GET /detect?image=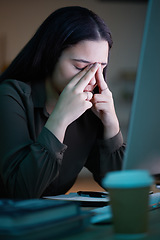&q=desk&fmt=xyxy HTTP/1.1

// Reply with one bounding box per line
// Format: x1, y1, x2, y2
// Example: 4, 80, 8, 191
66, 176, 160, 239
61, 208, 160, 240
